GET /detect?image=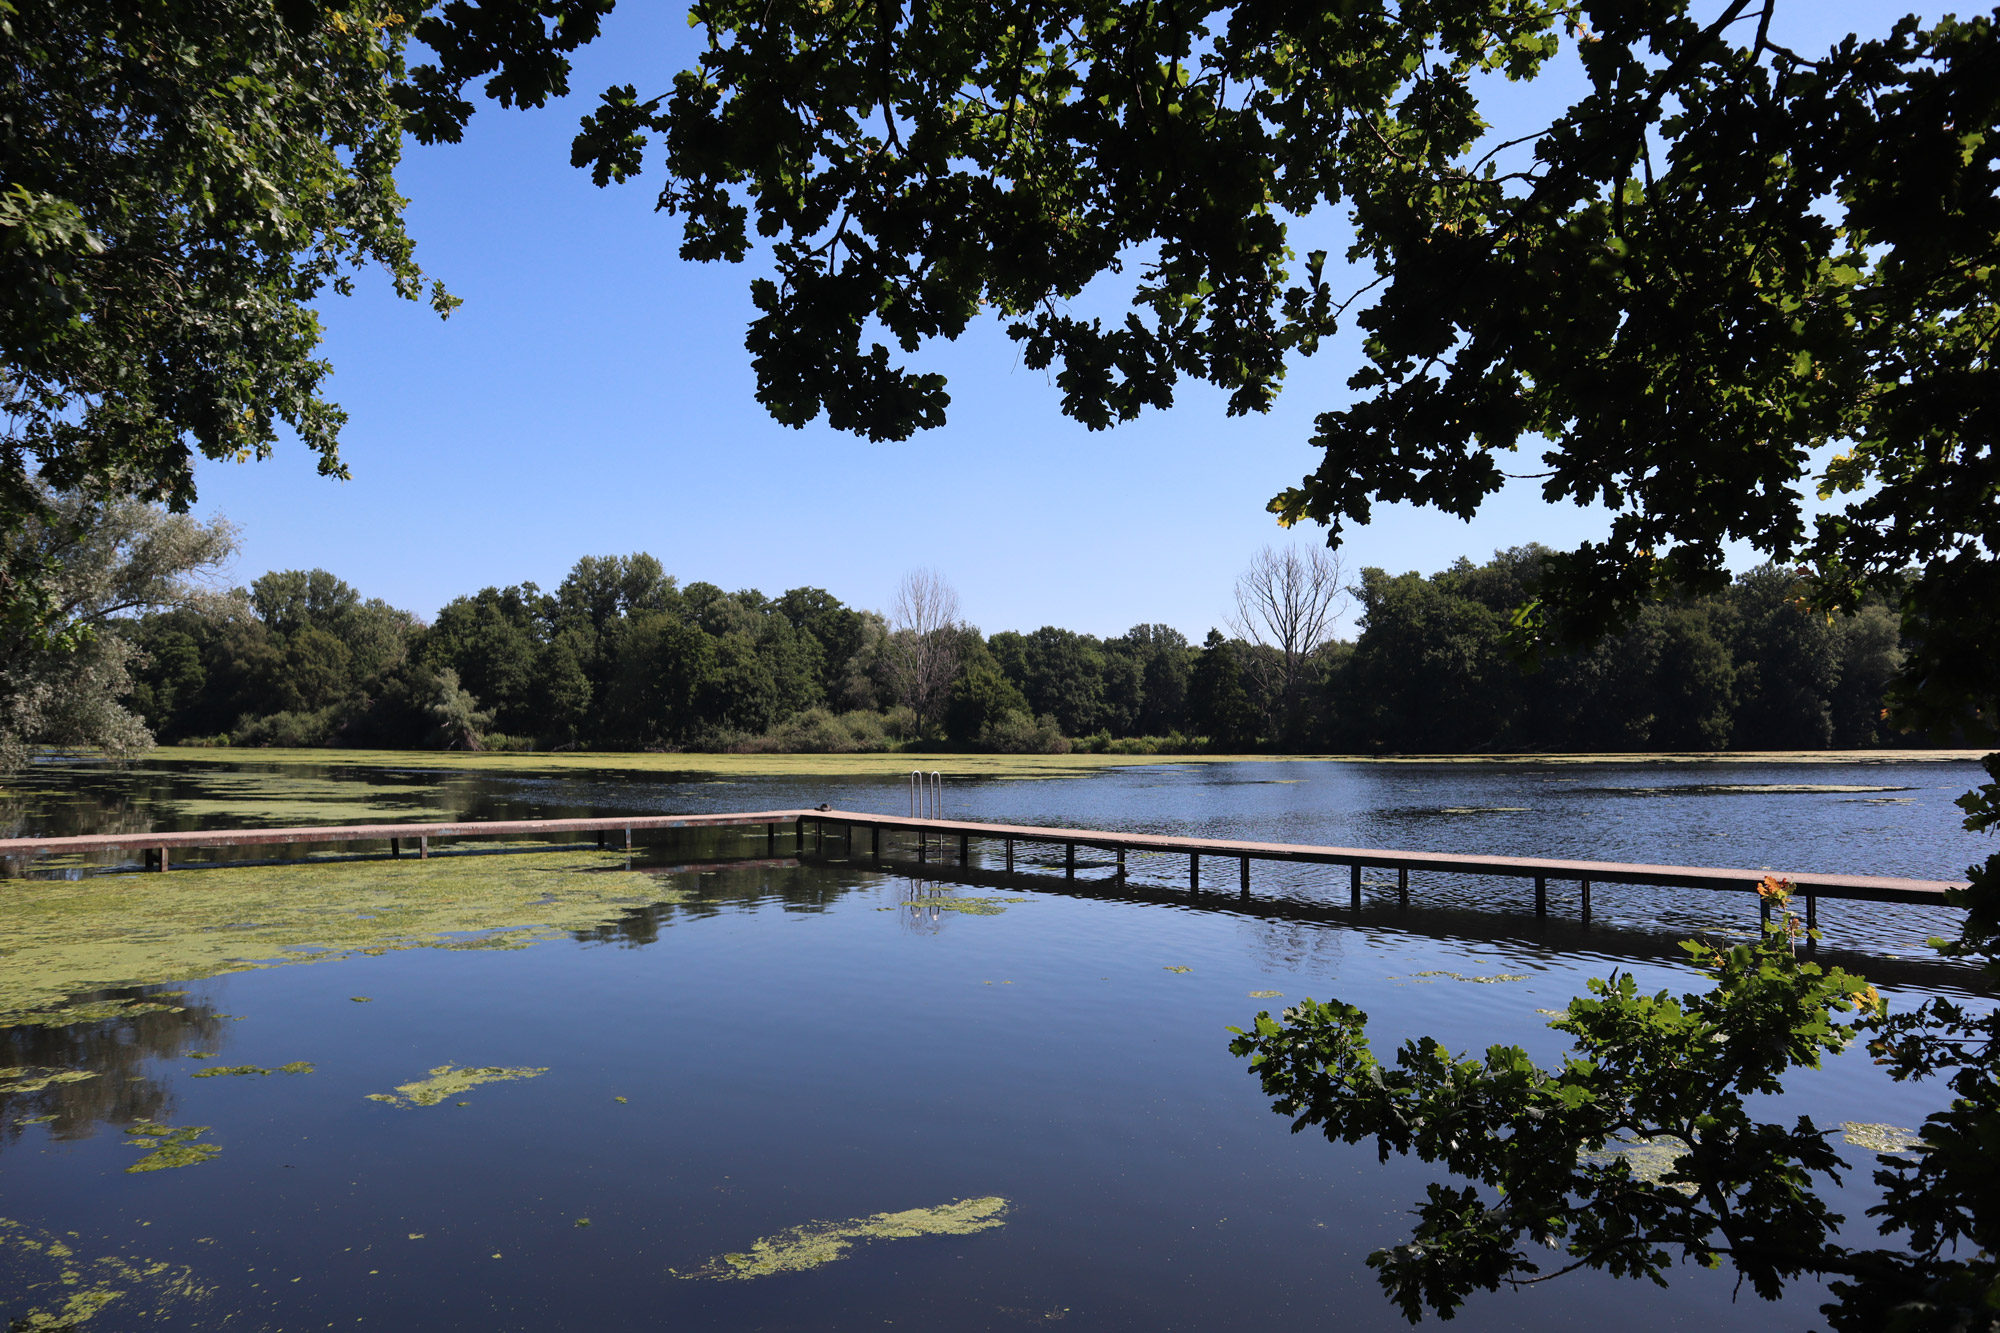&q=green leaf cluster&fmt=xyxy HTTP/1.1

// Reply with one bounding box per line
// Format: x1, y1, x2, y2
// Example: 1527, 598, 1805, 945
1230, 927, 1875, 1320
